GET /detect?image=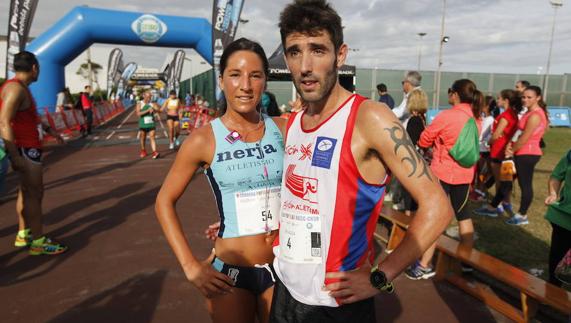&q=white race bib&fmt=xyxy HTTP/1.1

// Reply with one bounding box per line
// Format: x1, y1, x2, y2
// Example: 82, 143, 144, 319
235, 186, 280, 235
279, 210, 322, 264
143, 115, 154, 124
